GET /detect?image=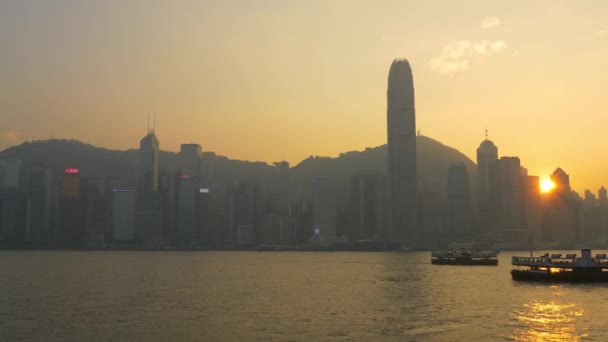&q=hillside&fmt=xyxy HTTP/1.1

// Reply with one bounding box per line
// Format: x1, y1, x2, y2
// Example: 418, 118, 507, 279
291, 135, 477, 201
0, 136, 477, 201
